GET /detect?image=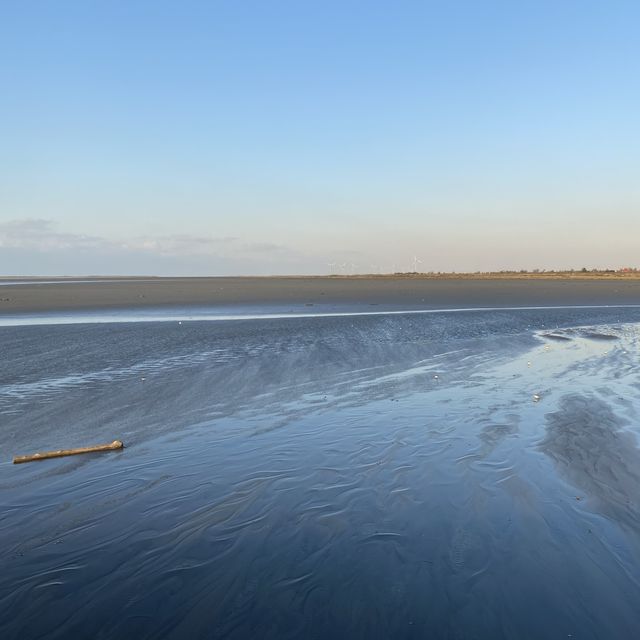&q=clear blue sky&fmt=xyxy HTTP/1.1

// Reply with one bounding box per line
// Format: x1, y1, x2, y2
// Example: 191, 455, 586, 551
1, 1, 639, 275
